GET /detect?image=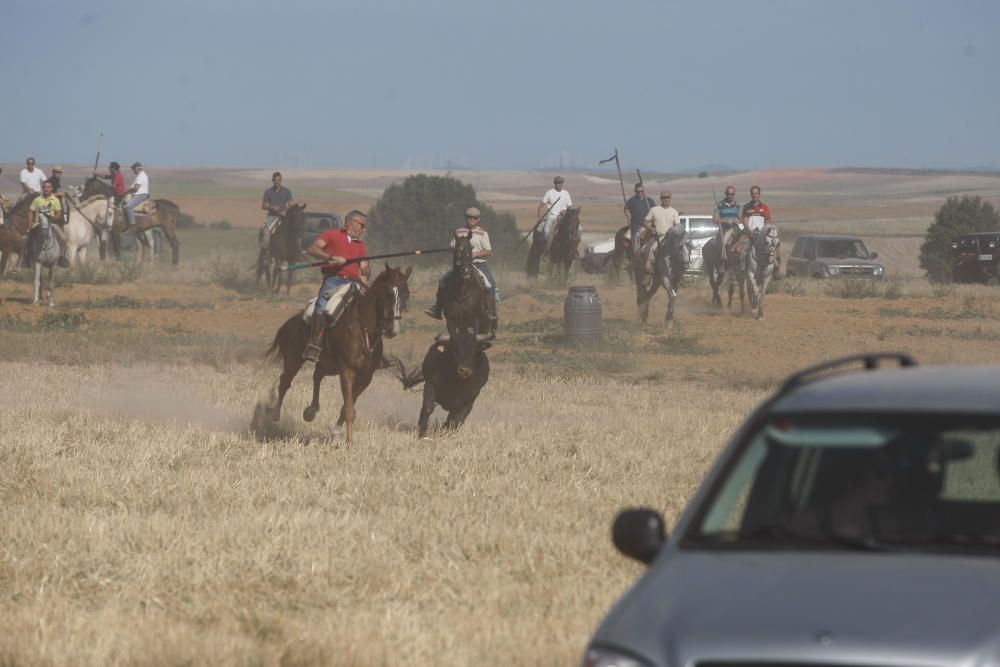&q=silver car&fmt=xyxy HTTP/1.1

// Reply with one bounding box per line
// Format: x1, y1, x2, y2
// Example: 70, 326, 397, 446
581, 215, 718, 275
583, 354, 1000, 667
785, 234, 885, 278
